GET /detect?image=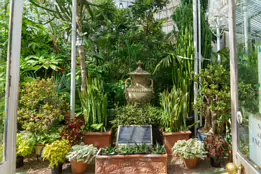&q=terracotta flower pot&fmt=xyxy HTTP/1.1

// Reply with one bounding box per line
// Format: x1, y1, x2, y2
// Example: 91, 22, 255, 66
163, 131, 191, 156
96, 149, 168, 174
70, 160, 88, 174
35, 144, 45, 157
183, 158, 199, 169
83, 130, 112, 148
